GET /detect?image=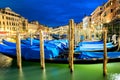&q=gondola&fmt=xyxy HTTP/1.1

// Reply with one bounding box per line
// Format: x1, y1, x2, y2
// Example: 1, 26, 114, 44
75, 41, 118, 52
0, 40, 120, 64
